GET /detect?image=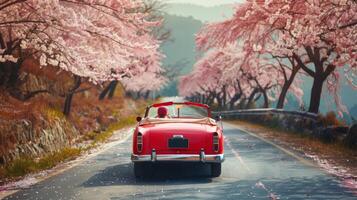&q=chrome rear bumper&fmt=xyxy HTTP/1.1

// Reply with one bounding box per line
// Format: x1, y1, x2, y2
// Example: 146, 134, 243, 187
131, 149, 224, 163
